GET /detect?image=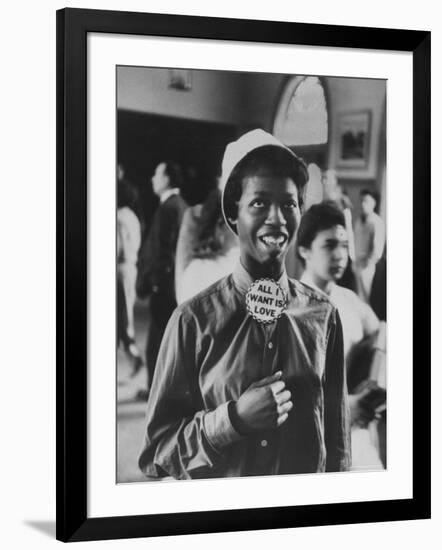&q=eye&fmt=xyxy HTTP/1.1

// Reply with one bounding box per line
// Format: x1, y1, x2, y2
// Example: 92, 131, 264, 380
283, 200, 298, 210
250, 199, 266, 208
